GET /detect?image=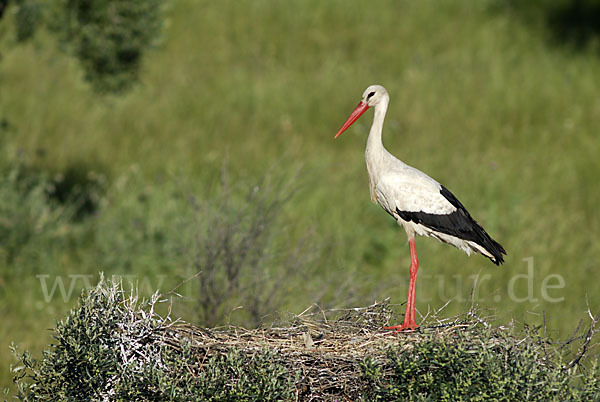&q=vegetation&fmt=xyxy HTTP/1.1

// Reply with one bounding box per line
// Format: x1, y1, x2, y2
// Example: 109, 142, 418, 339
9, 0, 165, 92
2, 0, 600, 394
11, 279, 600, 401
